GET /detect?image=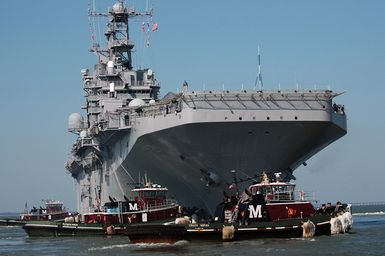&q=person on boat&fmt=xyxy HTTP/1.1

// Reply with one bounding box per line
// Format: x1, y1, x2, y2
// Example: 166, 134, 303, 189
238, 188, 252, 225
317, 204, 327, 214
326, 202, 336, 214
333, 103, 338, 112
